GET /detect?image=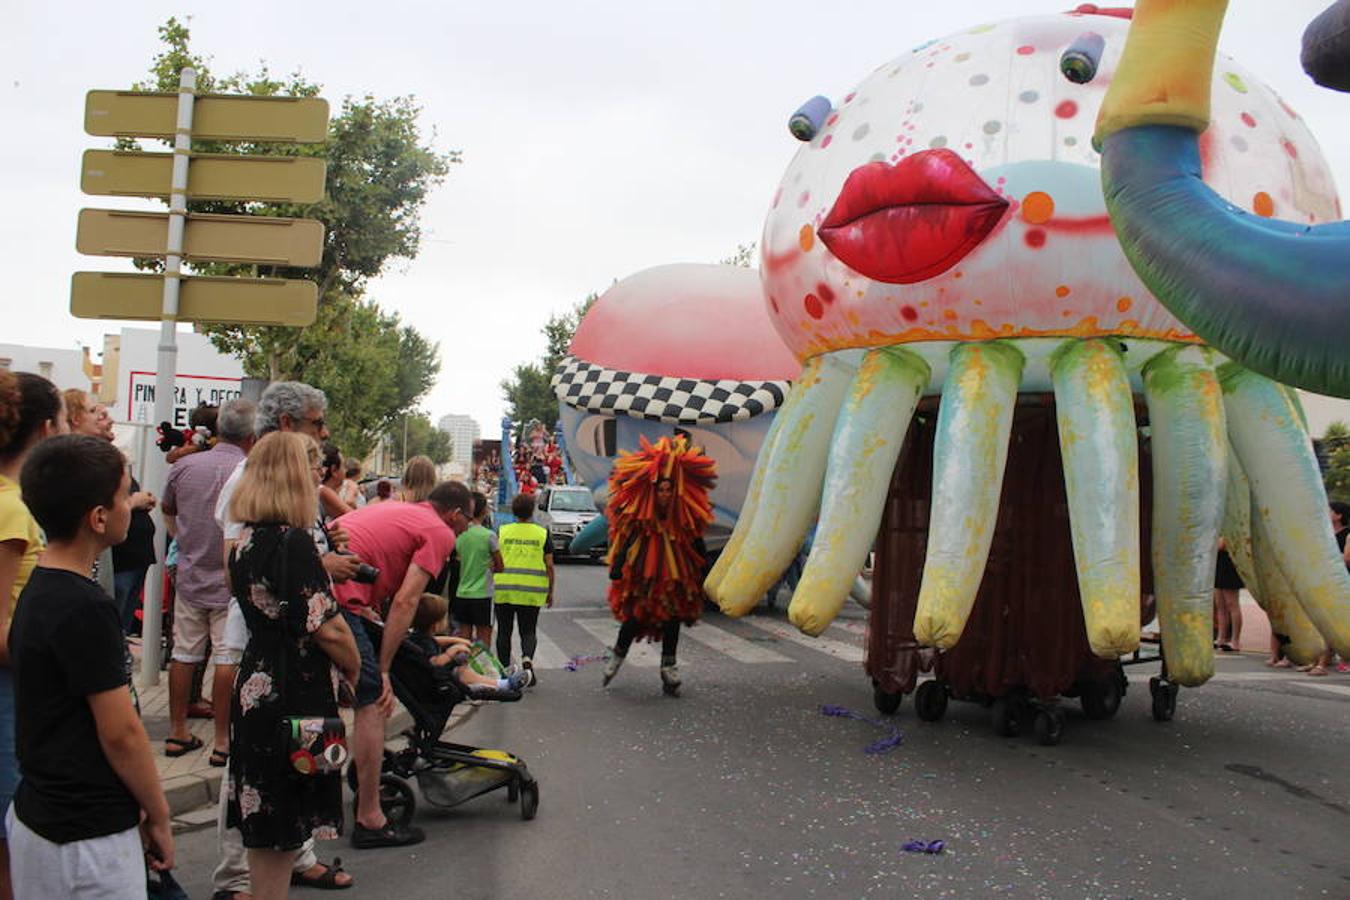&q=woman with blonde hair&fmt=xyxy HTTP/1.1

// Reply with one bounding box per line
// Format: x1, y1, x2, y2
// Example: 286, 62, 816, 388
61, 388, 113, 441
227, 432, 360, 900
398, 455, 436, 503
